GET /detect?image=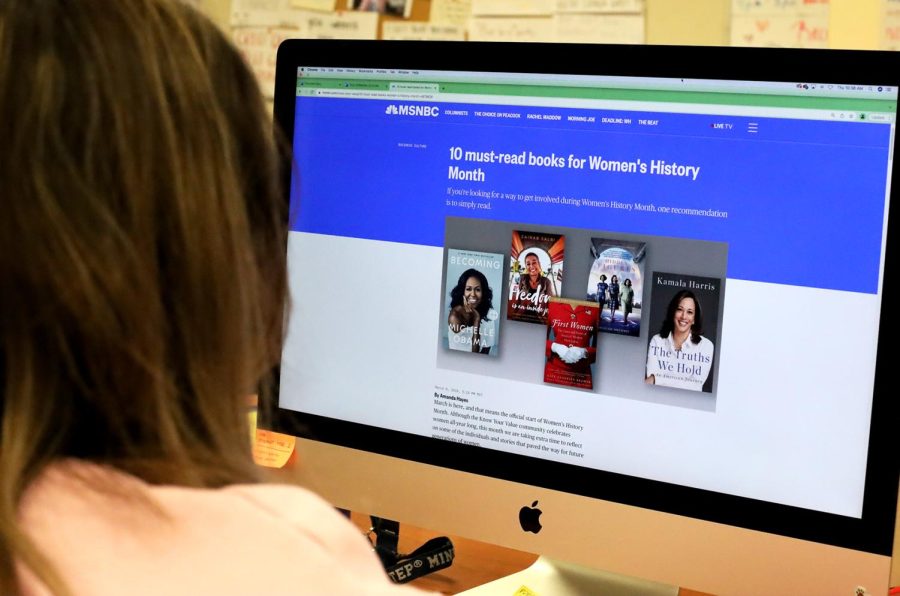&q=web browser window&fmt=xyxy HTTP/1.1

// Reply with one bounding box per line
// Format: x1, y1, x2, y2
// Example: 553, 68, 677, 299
279, 67, 896, 519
